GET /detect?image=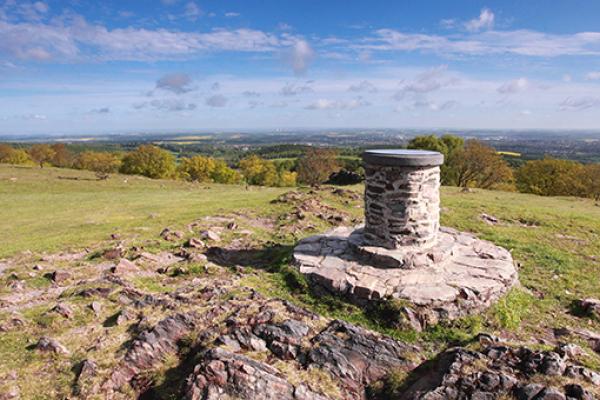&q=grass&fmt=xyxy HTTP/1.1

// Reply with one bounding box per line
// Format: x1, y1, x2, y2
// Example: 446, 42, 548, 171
0, 164, 287, 258
2, 164, 600, 378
